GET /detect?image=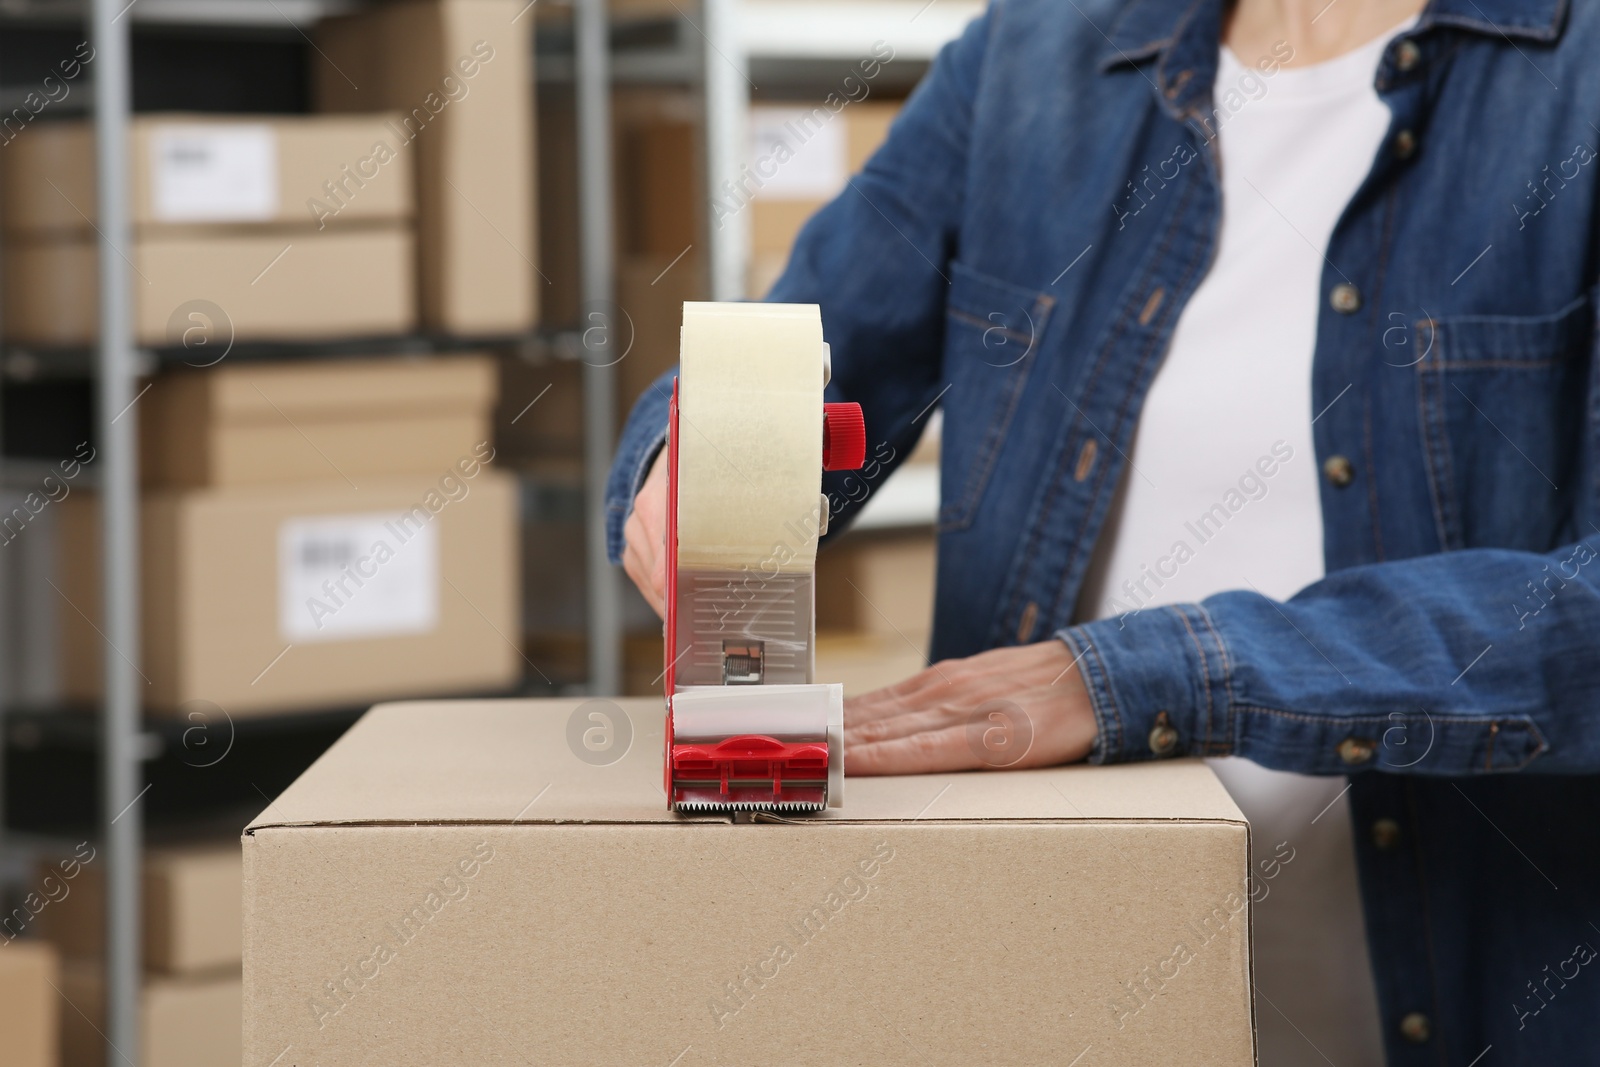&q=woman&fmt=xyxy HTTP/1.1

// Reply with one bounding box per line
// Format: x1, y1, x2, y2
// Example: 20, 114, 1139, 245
610, 0, 1600, 1062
